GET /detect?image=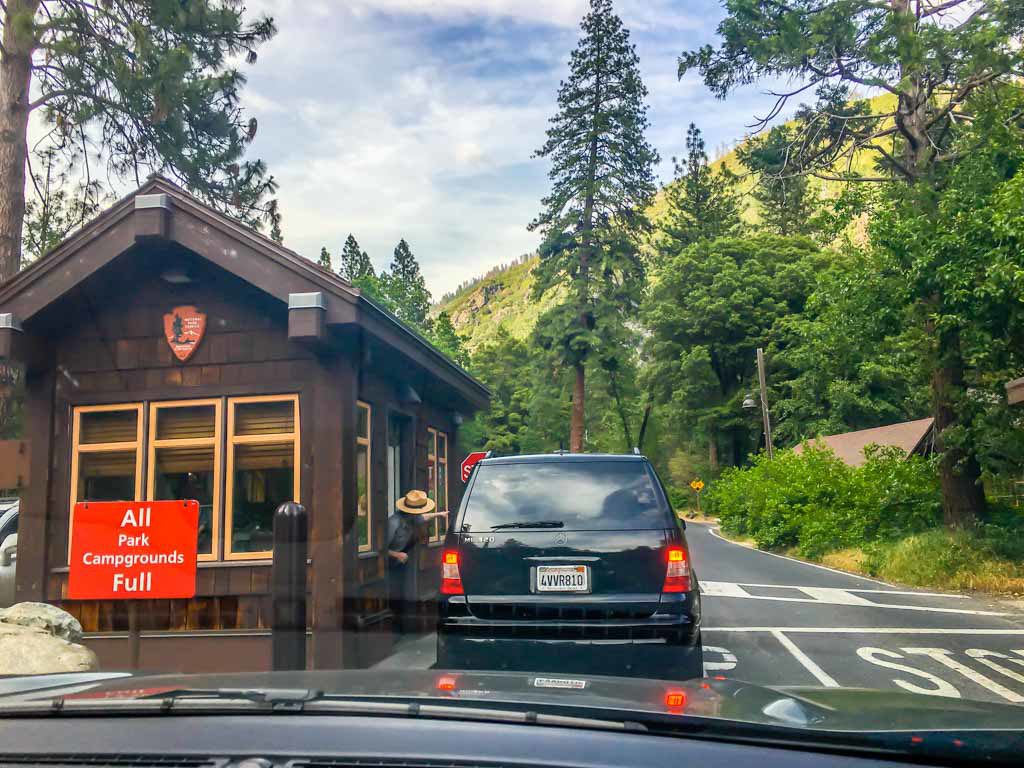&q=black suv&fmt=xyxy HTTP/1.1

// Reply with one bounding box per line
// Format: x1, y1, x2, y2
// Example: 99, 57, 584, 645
437, 453, 702, 680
